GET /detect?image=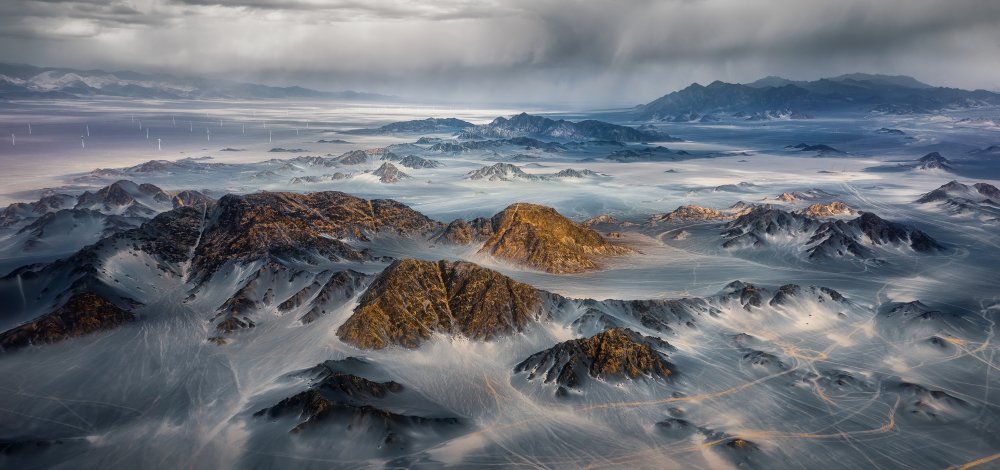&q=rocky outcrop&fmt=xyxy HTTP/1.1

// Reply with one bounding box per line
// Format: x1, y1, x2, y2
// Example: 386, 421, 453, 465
551, 168, 602, 178
297, 270, 370, 324
371, 162, 409, 183
604, 146, 675, 162
808, 212, 944, 257
459, 112, 677, 142
721, 206, 818, 248
799, 201, 854, 218
650, 205, 726, 224
917, 180, 1000, 203
74, 180, 175, 217
289, 173, 350, 184
333, 149, 371, 165
171, 190, 213, 208
479, 203, 634, 273
435, 217, 494, 245
254, 373, 405, 433
916, 152, 952, 171
720, 281, 846, 311
772, 188, 837, 202
514, 328, 674, 395
254, 358, 462, 443
192, 192, 440, 276
396, 155, 441, 169
722, 206, 943, 258
0, 293, 135, 351
0, 194, 76, 227
582, 214, 618, 227
336, 259, 542, 349
466, 163, 540, 182
787, 143, 844, 156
